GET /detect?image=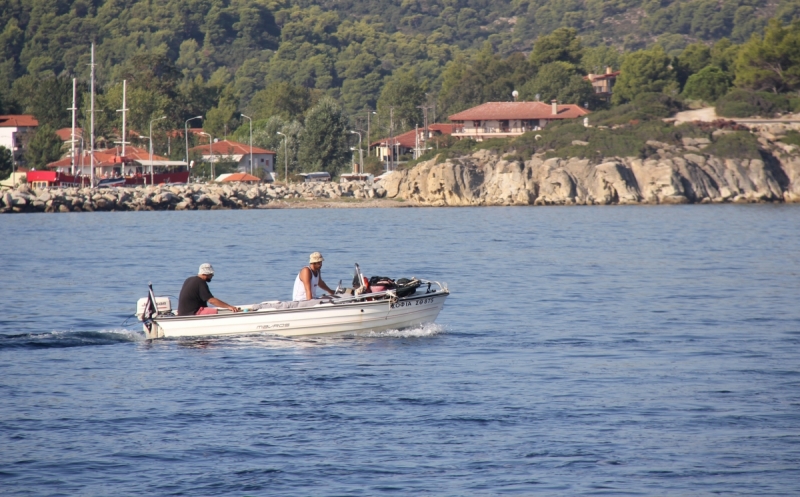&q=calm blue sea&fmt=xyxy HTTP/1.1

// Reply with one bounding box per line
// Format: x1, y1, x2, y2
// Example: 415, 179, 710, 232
1, 205, 799, 496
